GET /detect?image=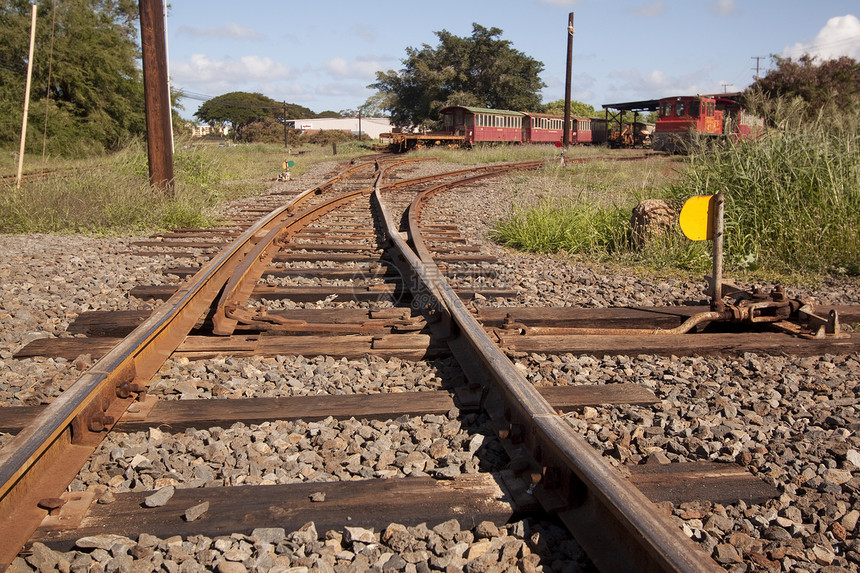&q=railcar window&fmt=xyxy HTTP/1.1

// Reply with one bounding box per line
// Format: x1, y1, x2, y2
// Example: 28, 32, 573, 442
676, 101, 686, 116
